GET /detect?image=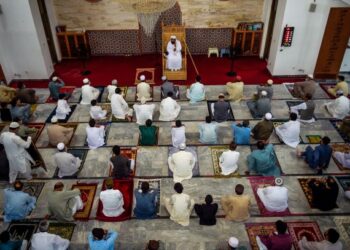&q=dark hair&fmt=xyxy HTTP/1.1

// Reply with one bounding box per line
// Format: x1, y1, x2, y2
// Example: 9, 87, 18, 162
305, 93, 312, 100
290, 112, 297, 121
257, 141, 265, 150
229, 141, 237, 151
276, 220, 287, 234
242, 120, 250, 127
205, 194, 213, 204
115, 88, 121, 94
174, 182, 183, 194
89, 119, 96, 127
235, 184, 244, 195
105, 178, 114, 190
167, 92, 174, 97
112, 145, 120, 155
205, 116, 212, 123
92, 228, 105, 240
195, 75, 201, 82
338, 75, 345, 81
10, 97, 18, 107
327, 228, 340, 243
17, 82, 24, 89
147, 240, 160, 250
91, 99, 97, 106
175, 120, 182, 127
146, 119, 152, 127
0, 231, 10, 243
322, 136, 331, 145
14, 180, 23, 191
141, 182, 150, 193
58, 93, 66, 100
